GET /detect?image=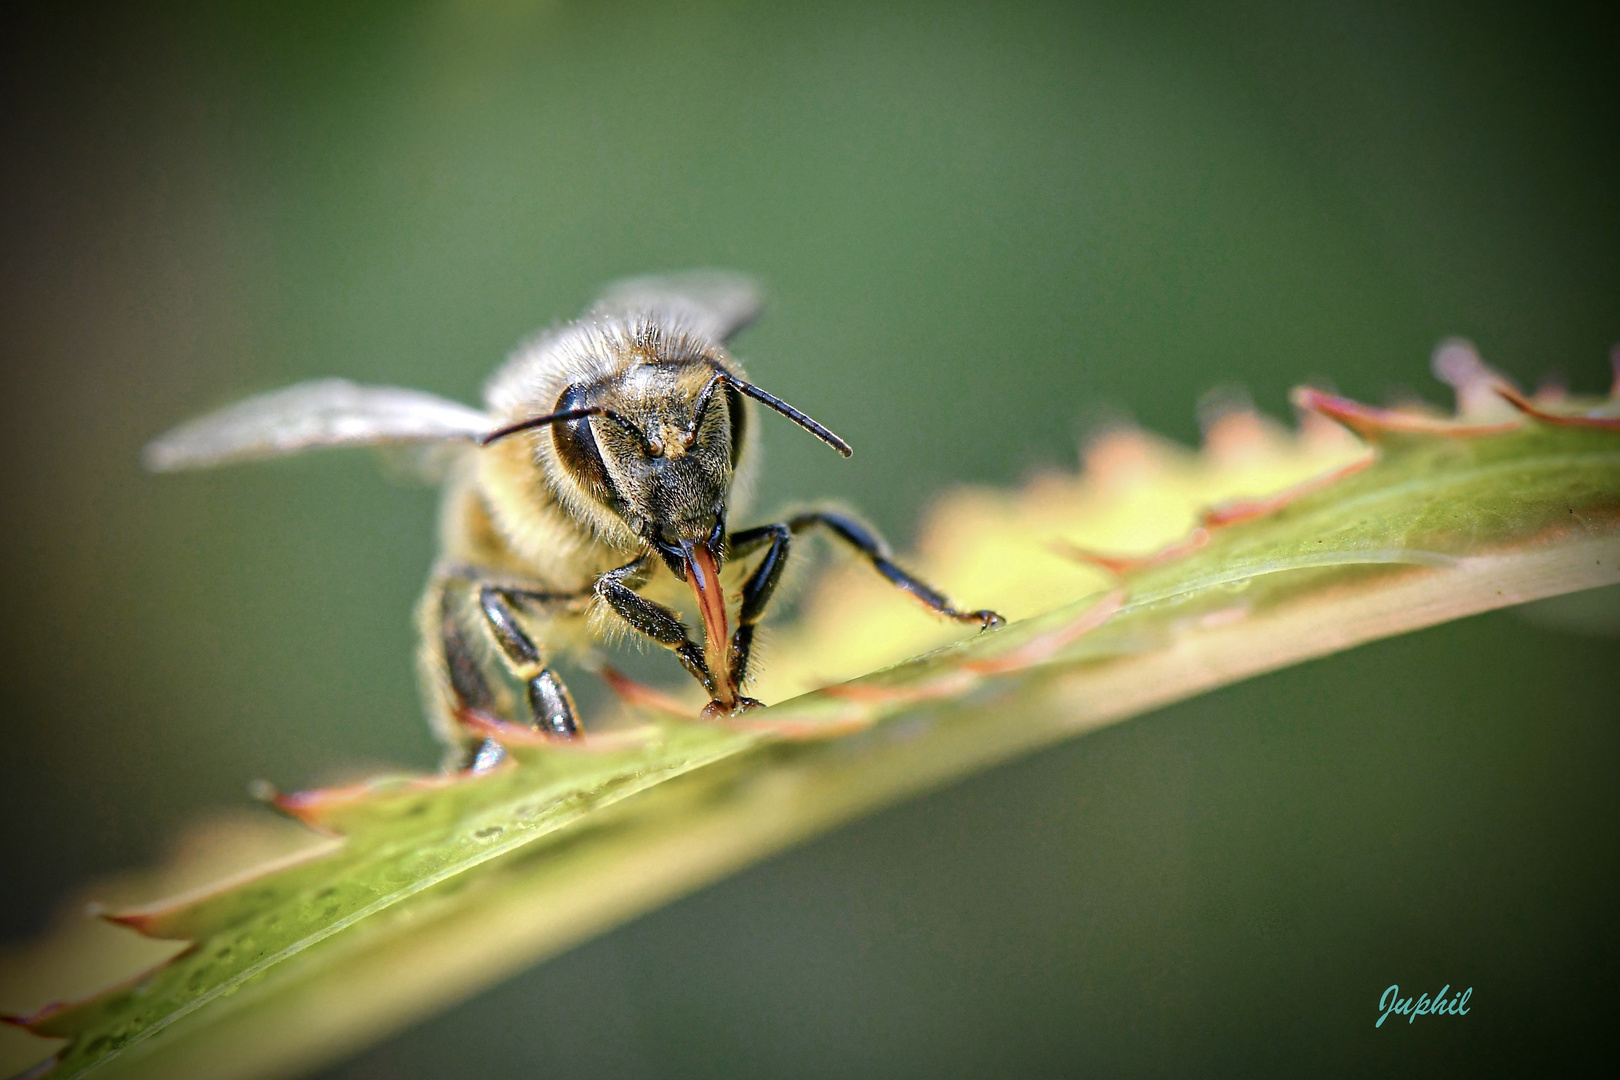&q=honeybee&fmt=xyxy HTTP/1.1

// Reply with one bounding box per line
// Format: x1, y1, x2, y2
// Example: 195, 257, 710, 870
148, 272, 1002, 770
